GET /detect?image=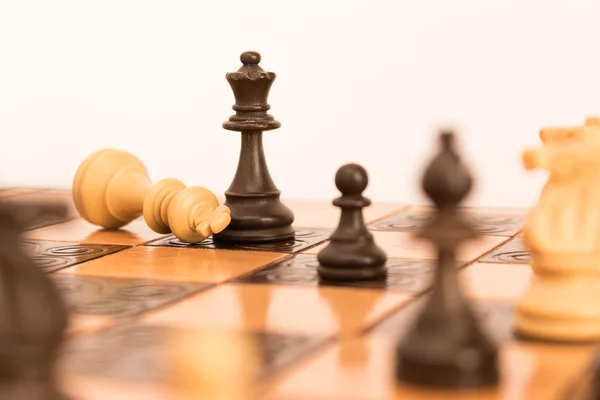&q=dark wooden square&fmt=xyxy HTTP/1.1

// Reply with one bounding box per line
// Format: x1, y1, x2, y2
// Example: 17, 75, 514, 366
479, 236, 530, 264
51, 275, 211, 319
370, 296, 516, 343
235, 254, 441, 294
369, 208, 524, 237
145, 228, 331, 254
1, 194, 74, 230
20, 211, 74, 231
23, 240, 129, 273
61, 324, 328, 381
